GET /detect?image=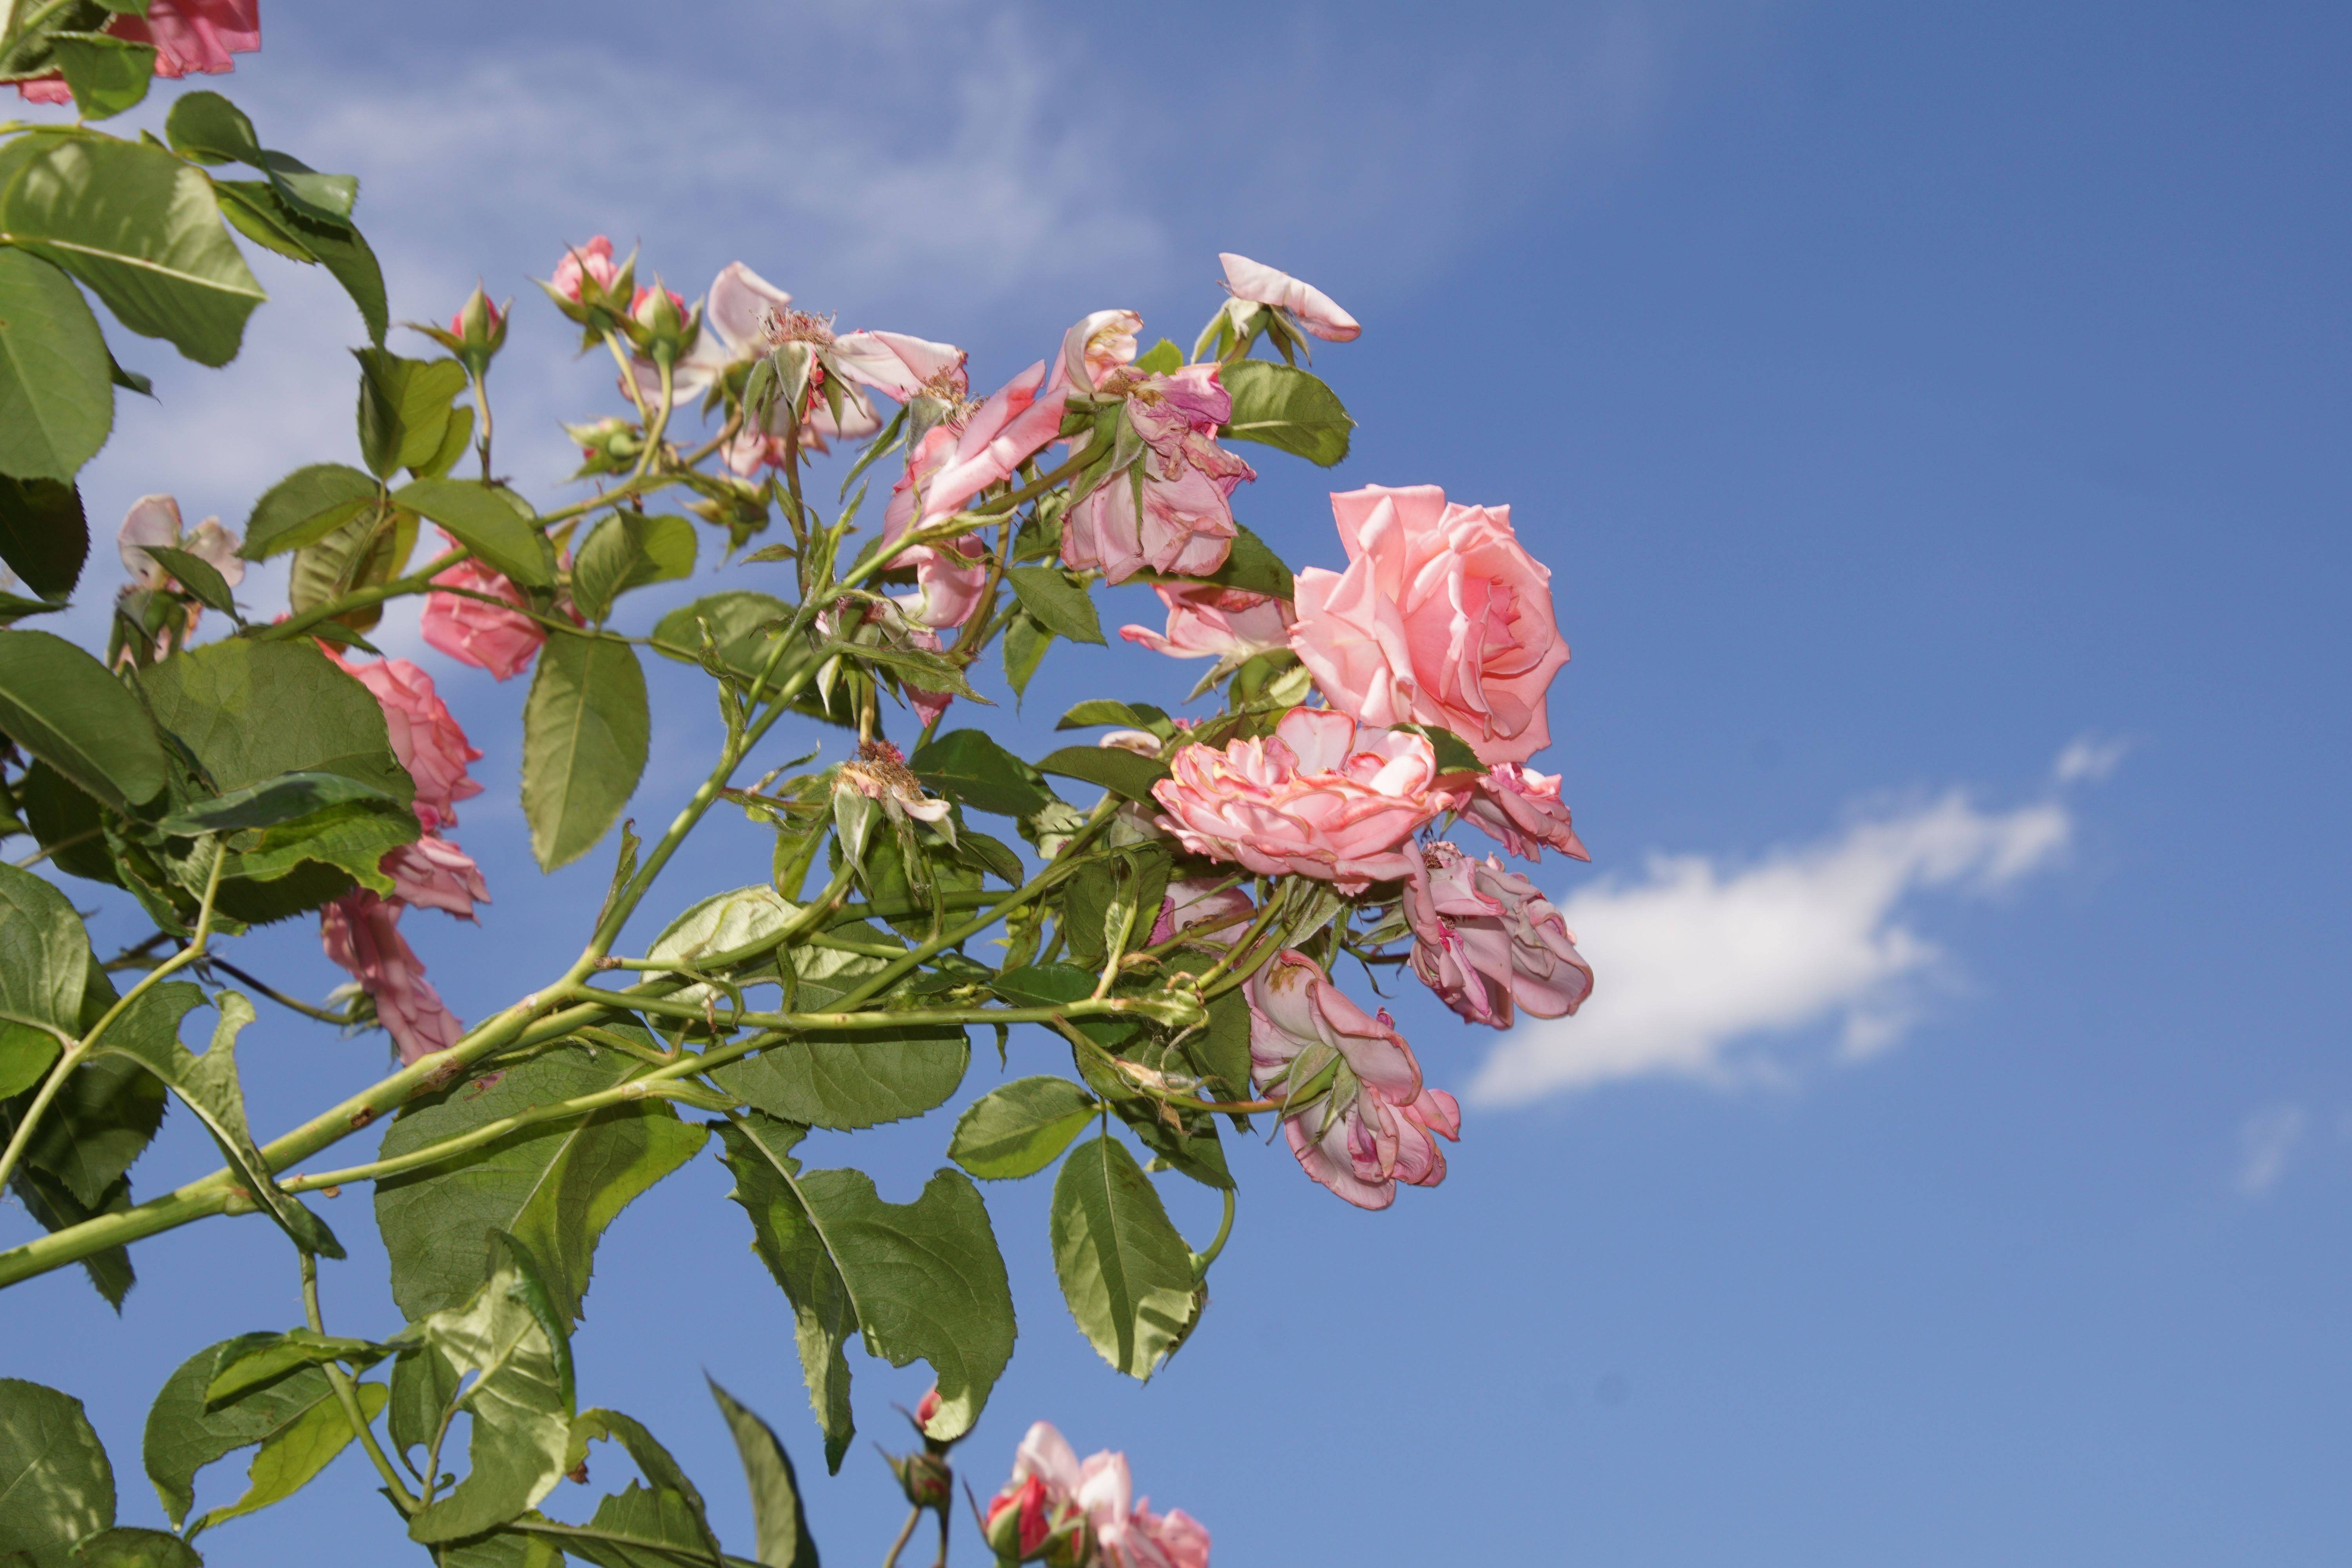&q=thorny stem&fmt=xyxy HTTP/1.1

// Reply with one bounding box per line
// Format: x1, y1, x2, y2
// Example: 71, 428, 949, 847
302, 1250, 417, 1514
